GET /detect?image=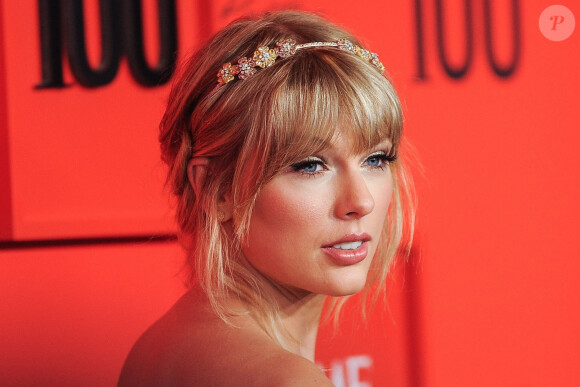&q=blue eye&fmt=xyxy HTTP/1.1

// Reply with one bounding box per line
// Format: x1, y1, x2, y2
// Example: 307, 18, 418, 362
367, 155, 382, 167
291, 158, 325, 175
301, 162, 320, 173
365, 152, 396, 169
